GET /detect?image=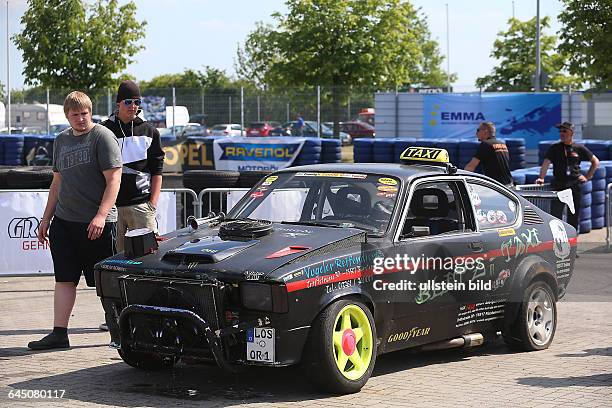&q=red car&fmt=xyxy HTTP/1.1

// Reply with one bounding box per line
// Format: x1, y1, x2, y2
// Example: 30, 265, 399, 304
246, 121, 279, 137
339, 121, 375, 139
